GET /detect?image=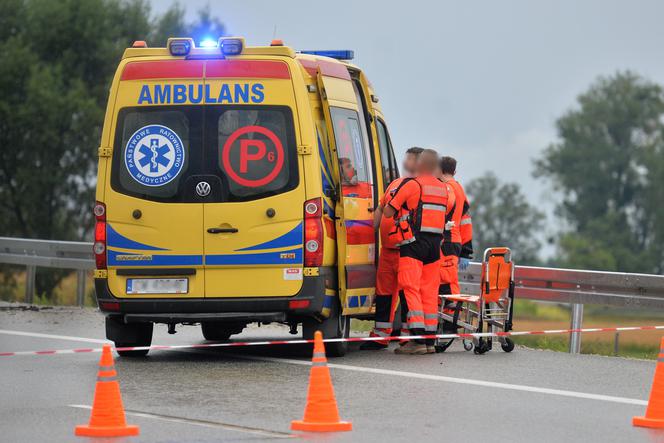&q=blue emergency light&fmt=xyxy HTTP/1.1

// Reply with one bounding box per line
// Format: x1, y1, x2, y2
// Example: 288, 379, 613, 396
299, 50, 354, 61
